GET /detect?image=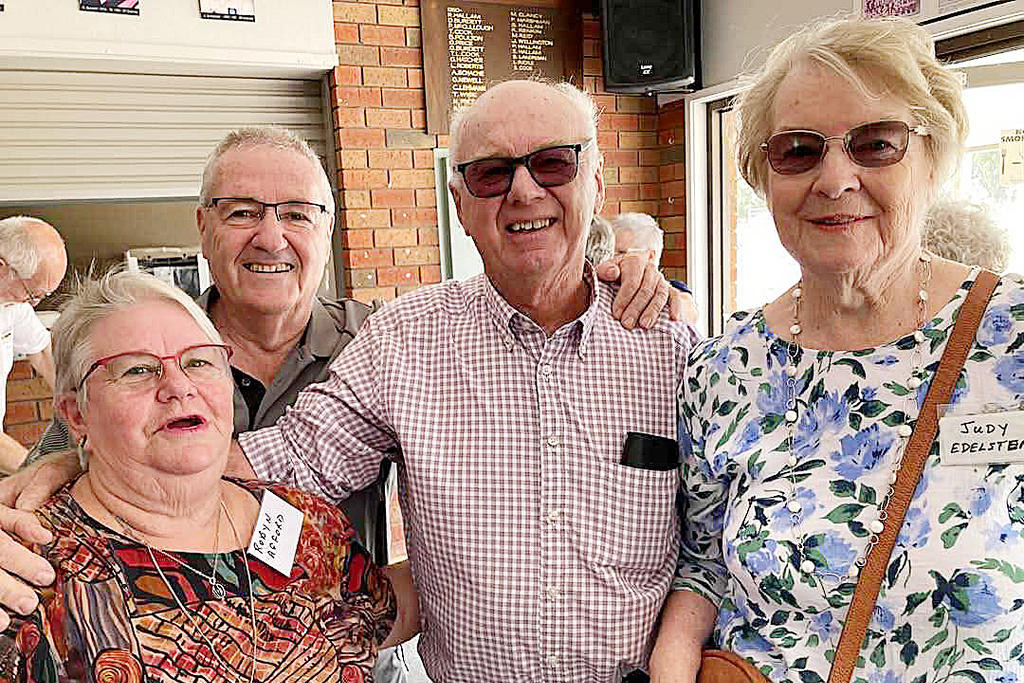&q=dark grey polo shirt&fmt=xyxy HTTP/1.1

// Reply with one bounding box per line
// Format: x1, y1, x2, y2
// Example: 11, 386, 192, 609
197, 287, 387, 563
